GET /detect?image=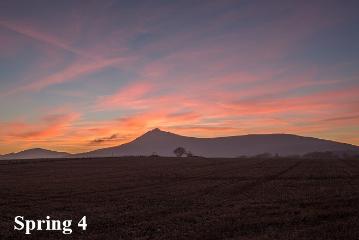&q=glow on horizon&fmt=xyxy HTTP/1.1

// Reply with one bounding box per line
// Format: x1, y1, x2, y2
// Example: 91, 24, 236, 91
0, 0, 358, 154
